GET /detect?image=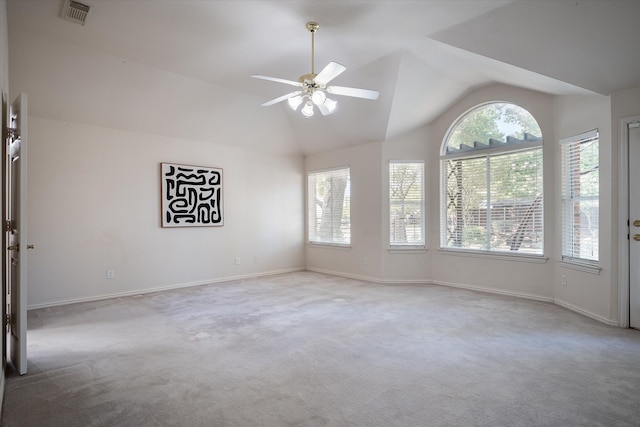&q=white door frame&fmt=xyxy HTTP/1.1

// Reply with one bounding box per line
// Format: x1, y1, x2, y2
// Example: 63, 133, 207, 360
618, 115, 640, 328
